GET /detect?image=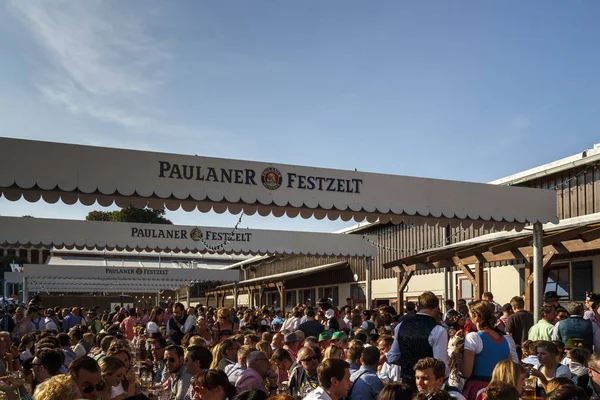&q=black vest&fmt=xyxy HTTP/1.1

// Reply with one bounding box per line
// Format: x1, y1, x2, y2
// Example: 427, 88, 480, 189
395, 313, 438, 380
